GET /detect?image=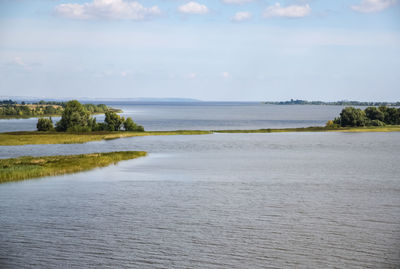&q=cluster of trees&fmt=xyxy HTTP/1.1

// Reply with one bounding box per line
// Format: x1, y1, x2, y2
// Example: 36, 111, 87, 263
36, 100, 144, 132
34, 101, 119, 113
0, 104, 63, 117
327, 106, 400, 127
0, 99, 120, 118
265, 99, 400, 106
0, 100, 17, 105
